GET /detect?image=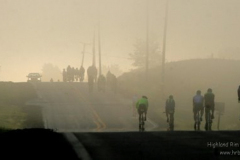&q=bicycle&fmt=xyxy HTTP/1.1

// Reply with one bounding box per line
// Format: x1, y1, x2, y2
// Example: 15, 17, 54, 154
205, 106, 212, 131
139, 107, 146, 132
194, 110, 201, 131
164, 111, 174, 131
168, 110, 174, 131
